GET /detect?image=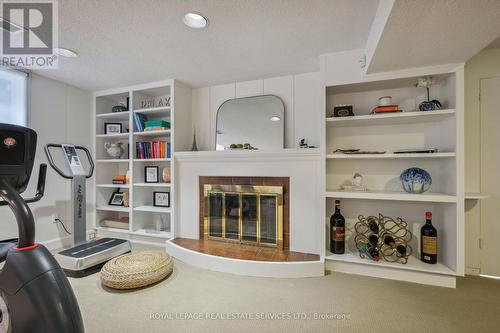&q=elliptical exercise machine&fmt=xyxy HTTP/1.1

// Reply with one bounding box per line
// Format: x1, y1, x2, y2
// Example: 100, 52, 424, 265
0, 123, 84, 332
44, 143, 131, 277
